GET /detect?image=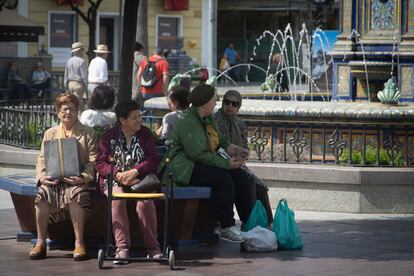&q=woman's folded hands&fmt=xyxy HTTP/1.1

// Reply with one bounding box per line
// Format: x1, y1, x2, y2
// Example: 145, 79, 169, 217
115, 169, 139, 186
